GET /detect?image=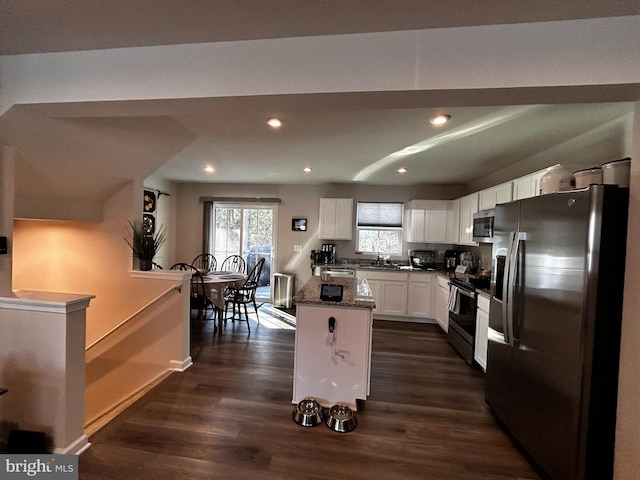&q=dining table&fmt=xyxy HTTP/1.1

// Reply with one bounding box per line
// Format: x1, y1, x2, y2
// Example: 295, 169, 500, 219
202, 271, 248, 311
